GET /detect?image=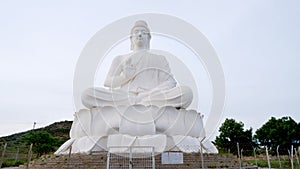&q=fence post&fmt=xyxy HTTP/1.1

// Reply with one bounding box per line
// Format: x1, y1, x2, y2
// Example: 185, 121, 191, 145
0, 142, 7, 168
68, 145, 72, 158
200, 143, 204, 169
241, 149, 244, 167
129, 146, 133, 169
299, 147, 300, 161
253, 147, 258, 166
106, 149, 110, 169
294, 148, 299, 169
276, 145, 282, 168
26, 143, 33, 169
237, 142, 242, 169
151, 147, 155, 169
200, 137, 205, 169
291, 145, 294, 169
15, 147, 20, 162
266, 146, 271, 169
299, 147, 300, 169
